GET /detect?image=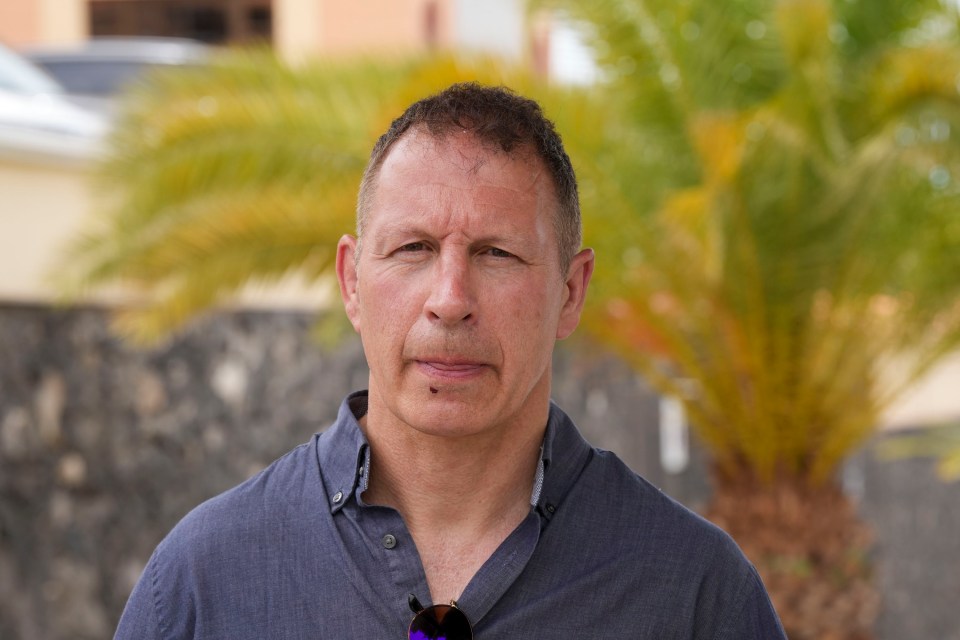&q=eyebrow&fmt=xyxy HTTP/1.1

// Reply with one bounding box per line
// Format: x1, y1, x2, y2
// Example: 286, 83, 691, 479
370, 221, 535, 251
